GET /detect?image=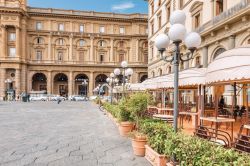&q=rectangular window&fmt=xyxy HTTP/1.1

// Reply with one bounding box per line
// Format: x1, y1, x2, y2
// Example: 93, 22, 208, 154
8, 33, 16, 41
100, 55, 104, 62
119, 27, 125, 34
36, 22, 42, 30
36, 51, 42, 60
158, 14, 162, 29
9, 47, 16, 57
194, 13, 201, 28
151, 2, 154, 15
80, 25, 84, 33
99, 26, 105, 33
166, 5, 171, 22
179, 0, 184, 9
151, 21, 154, 35
58, 23, 64, 31
58, 52, 63, 61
